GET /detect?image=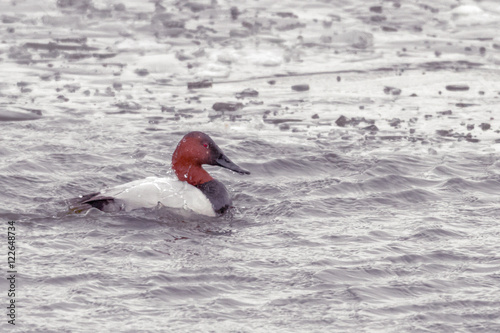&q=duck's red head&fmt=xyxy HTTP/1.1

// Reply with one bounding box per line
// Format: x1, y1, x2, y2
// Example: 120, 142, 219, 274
171, 131, 250, 186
